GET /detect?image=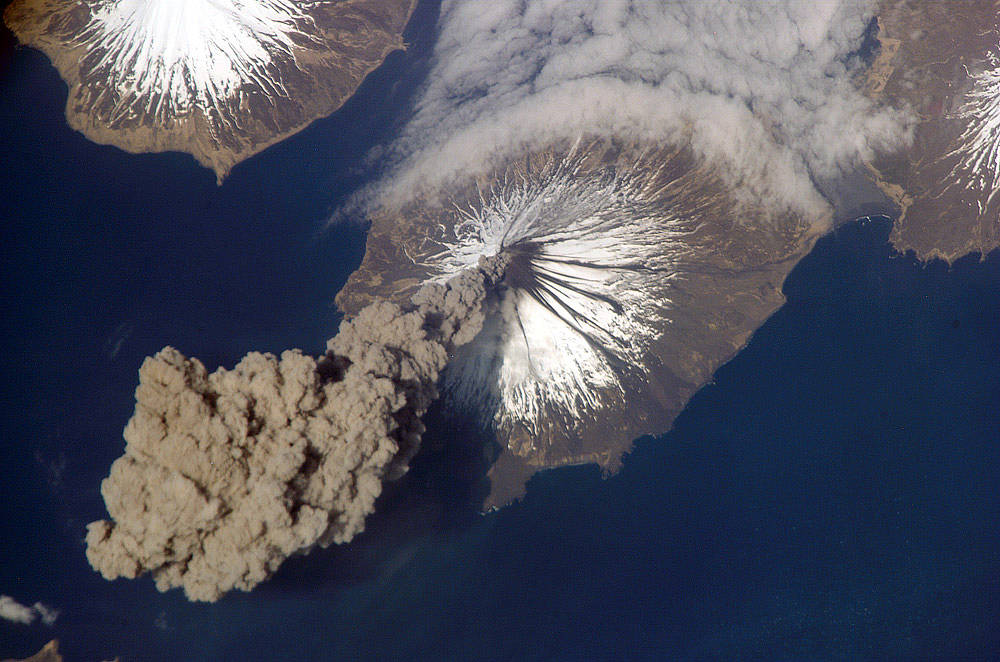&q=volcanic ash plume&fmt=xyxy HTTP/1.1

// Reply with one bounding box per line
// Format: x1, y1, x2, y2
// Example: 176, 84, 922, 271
85, 258, 505, 602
